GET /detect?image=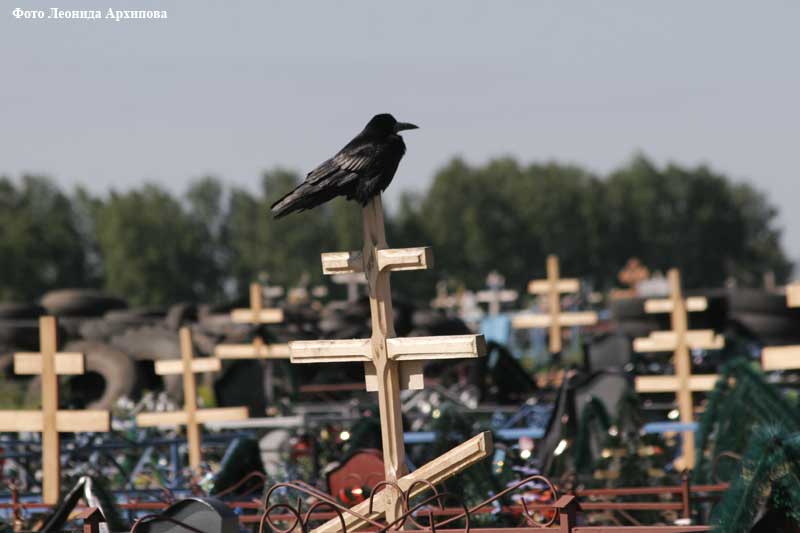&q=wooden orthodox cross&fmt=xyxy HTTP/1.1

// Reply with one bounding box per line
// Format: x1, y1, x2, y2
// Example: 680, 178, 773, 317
761, 281, 800, 371
633, 269, 724, 469
136, 327, 248, 471
476, 271, 518, 316
215, 282, 289, 360
512, 254, 598, 353
289, 196, 488, 528
0, 316, 110, 504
